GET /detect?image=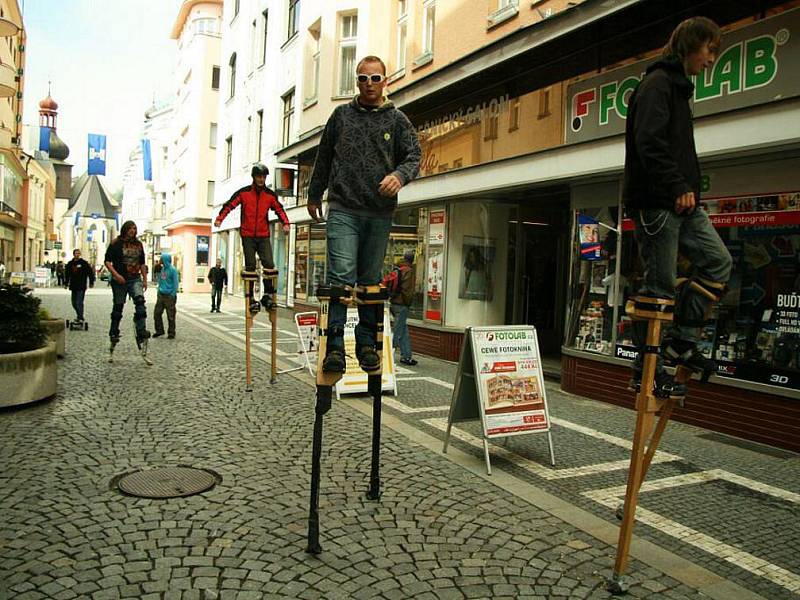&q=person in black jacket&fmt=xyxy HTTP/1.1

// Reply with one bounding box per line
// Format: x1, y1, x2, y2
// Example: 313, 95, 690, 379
64, 249, 95, 322
308, 55, 421, 374
207, 258, 228, 313
623, 17, 732, 398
